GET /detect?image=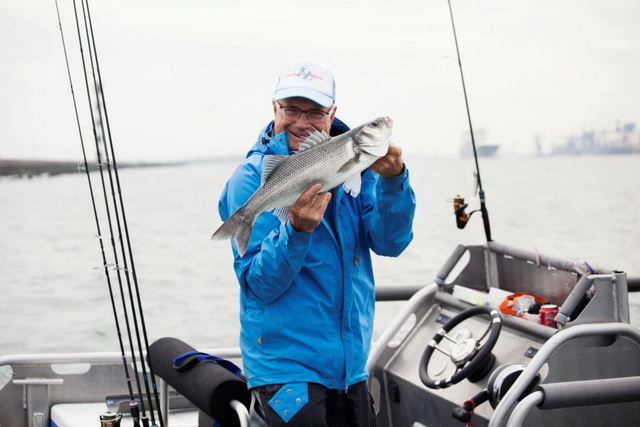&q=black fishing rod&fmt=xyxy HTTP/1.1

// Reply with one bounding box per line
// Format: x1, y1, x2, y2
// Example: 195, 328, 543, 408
54, 0, 136, 406
79, 1, 163, 425
57, 0, 164, 425
447, 0, 492, 242
70, 1, 150, 425
67, 1, 149, 425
